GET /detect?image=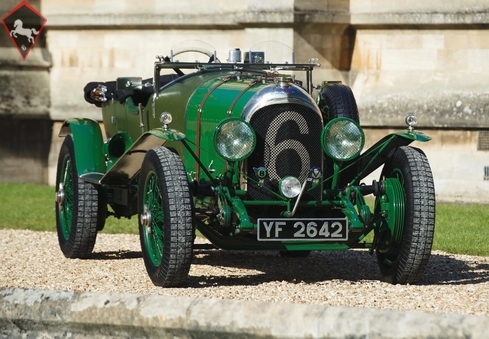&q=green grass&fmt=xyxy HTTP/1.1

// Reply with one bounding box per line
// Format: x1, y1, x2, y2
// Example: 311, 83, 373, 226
0, 182, 137, 234
1, 182, 488, 256
432, 203, 489, 256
